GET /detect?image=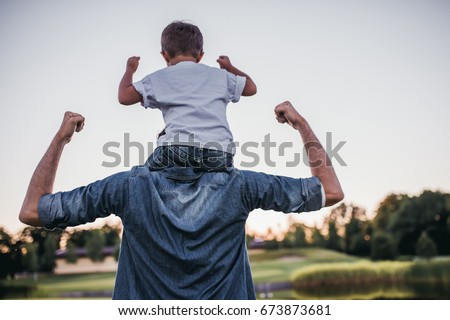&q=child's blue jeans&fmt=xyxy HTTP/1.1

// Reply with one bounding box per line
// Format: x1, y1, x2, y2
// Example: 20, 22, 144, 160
146, 145, 234, 172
